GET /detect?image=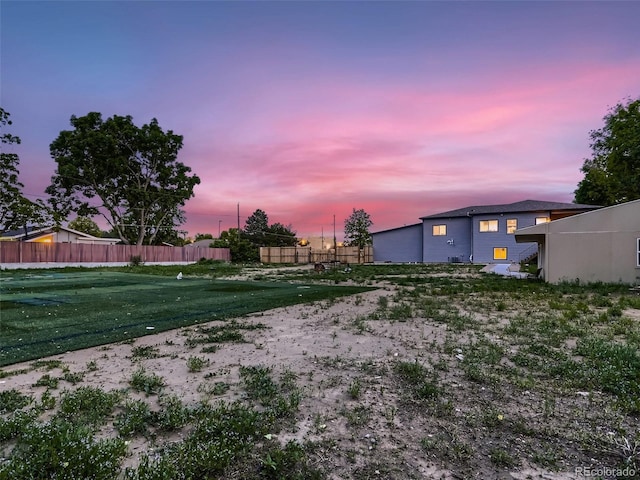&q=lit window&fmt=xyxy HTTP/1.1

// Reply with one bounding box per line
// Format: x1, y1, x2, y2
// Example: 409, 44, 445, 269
479, 220, 498, 232
35, 235, 53, 243
535, 217, 550, 225
432, 225, 447, 236
507, 219, 517, 234
494, 247, 507, 260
